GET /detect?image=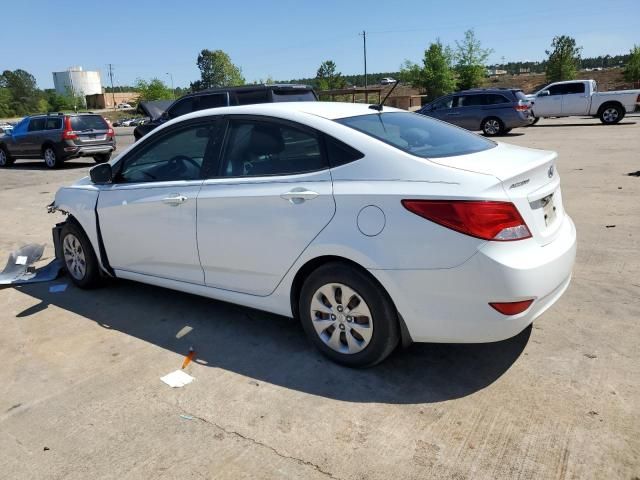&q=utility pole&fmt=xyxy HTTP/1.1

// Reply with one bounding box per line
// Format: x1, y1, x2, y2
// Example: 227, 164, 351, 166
107, 63, 116, 110
166, 72, 175, 99
359, 30, 368, 89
